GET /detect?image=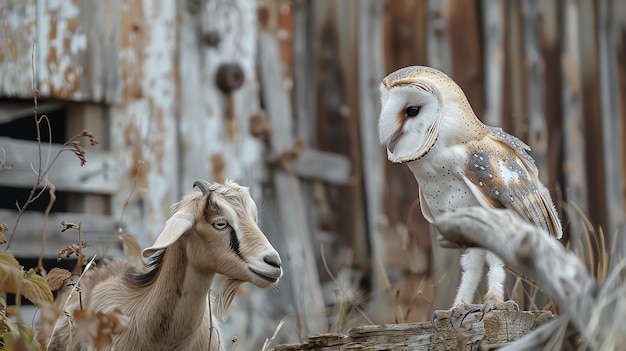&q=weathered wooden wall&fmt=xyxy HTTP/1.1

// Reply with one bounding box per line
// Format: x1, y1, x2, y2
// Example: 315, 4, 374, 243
0, 0, 277, 349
